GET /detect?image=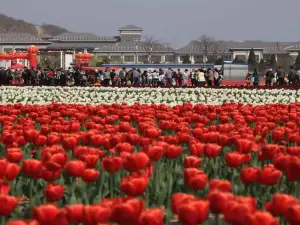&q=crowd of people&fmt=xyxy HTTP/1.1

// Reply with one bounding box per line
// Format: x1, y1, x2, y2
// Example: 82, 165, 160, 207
247, 66, 300, 87
0, 65, 299, 87
0, 67, 224, 87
